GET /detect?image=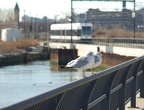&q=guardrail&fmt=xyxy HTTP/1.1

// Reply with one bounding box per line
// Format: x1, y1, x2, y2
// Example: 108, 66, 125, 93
91, 38, 144, 48
50, 38, 144, 48
1, 56, 144, 110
